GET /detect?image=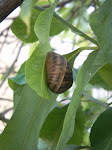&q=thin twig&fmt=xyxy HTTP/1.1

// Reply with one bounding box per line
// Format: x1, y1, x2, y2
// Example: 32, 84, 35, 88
83, 92, 109, 109
59, 98, 71, 103
94, 0, 101, 7
34, 6, 98, 46
42, 0, 73, 8
108, 102, 112, 105
67, 6, 80, 21
0, 114, 9, 123
0, 42, 23, 88
0, 26, 10, 36
0, 27, 10, 52
1, 107, 13, 116
0, 107, 13, 123
0, 97, 12, 101
75, 145, 90, 149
